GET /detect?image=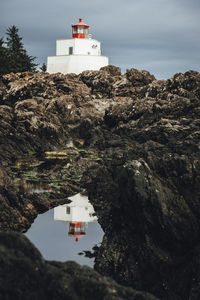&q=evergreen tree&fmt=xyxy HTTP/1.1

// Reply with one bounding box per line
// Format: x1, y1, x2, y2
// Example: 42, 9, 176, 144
40, 63, 47, 72
0, 37, 9, 76
5, 25, 38, 73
